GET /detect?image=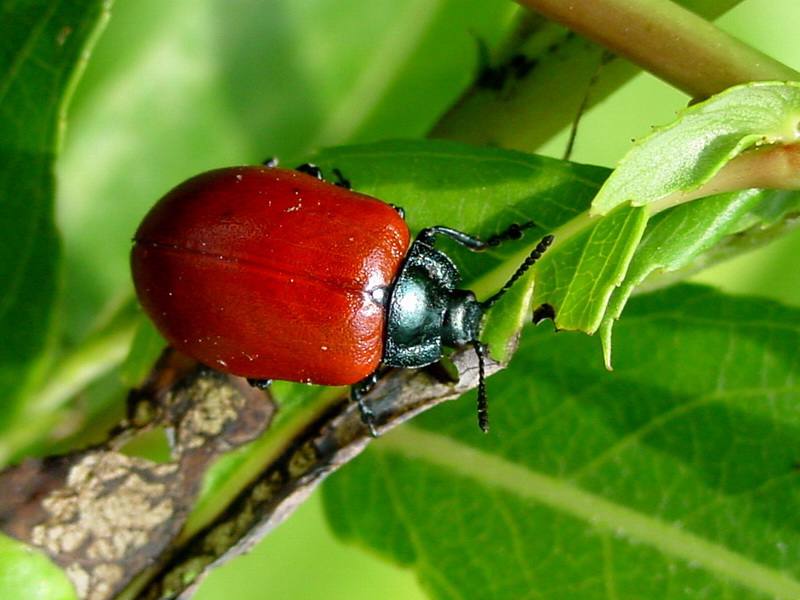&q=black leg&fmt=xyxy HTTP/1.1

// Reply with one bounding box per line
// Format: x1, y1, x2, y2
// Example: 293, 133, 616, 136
416, 220, 539, 252
295, 164, 351, 189
247, 378, 273, 390
330, 168, 351, 189
295, 163, 323, 179
351, 373, 379, 437
484, 221, 537, 247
